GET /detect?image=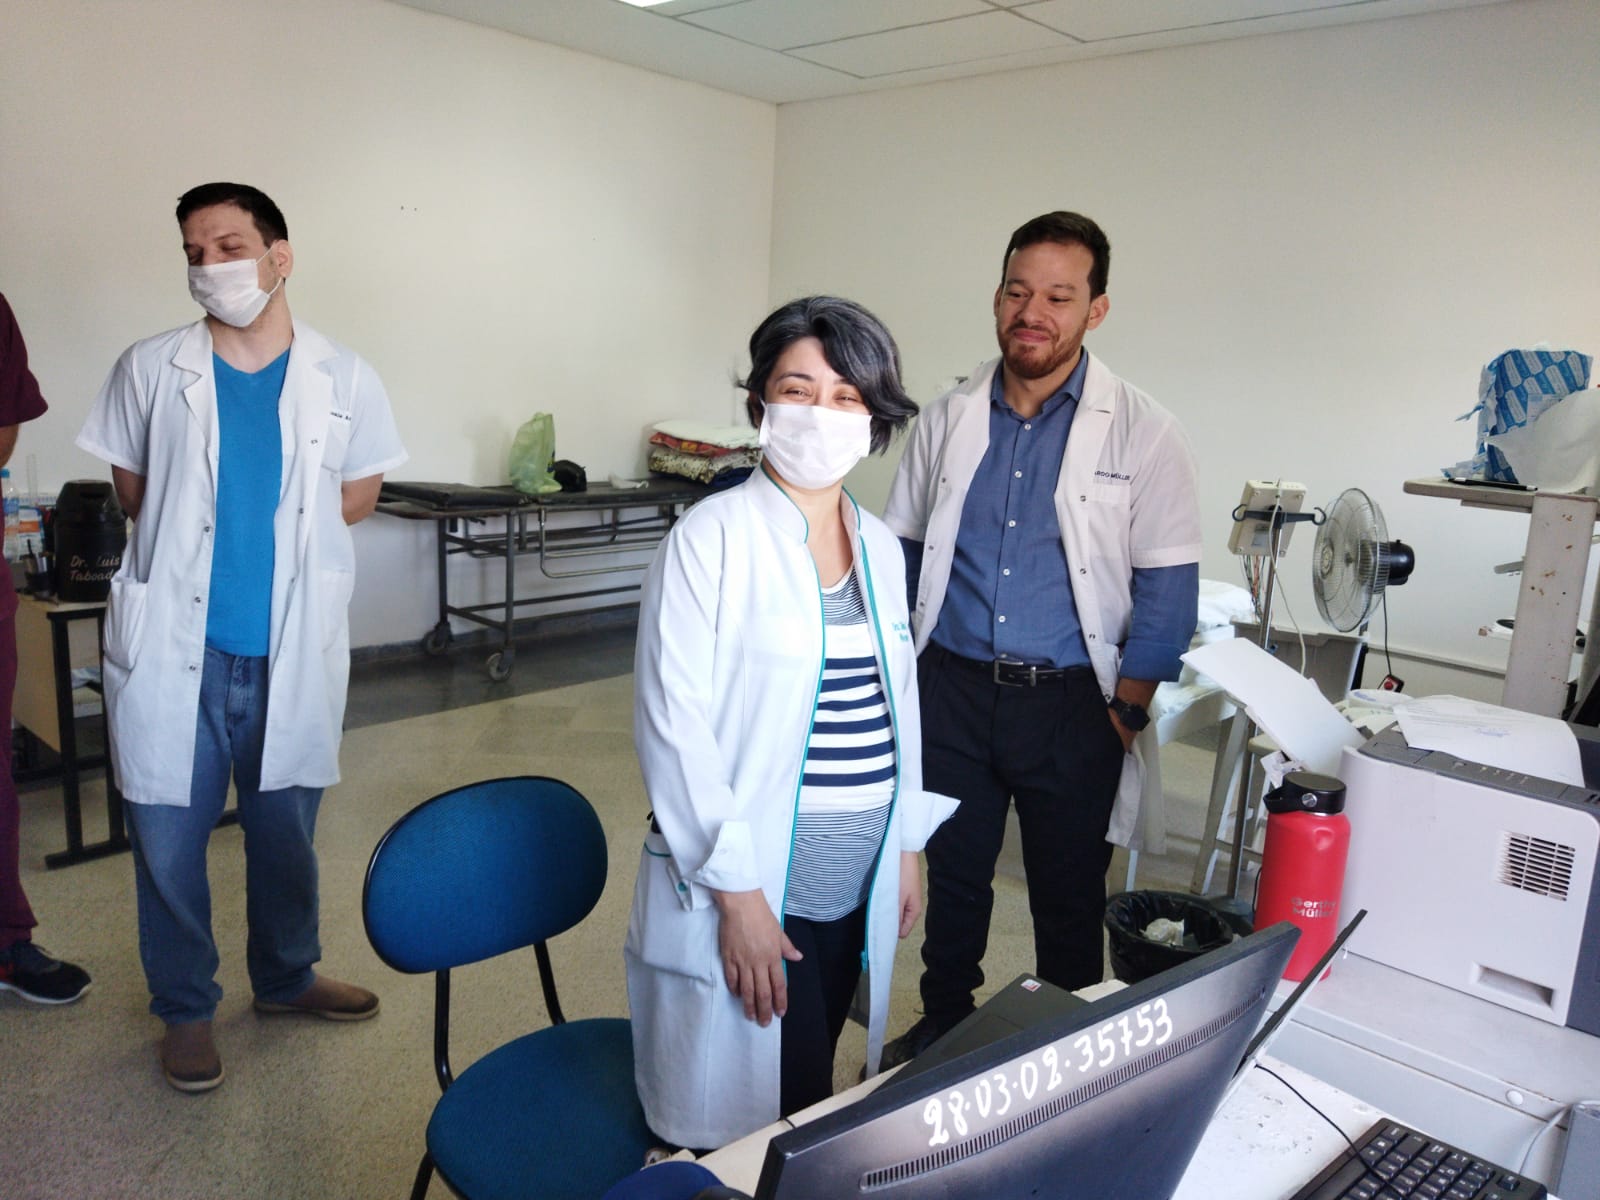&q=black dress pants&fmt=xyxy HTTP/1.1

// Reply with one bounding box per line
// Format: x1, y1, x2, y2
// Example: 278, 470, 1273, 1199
779, 905, 866, 1118
917, 644, 1124, 1027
